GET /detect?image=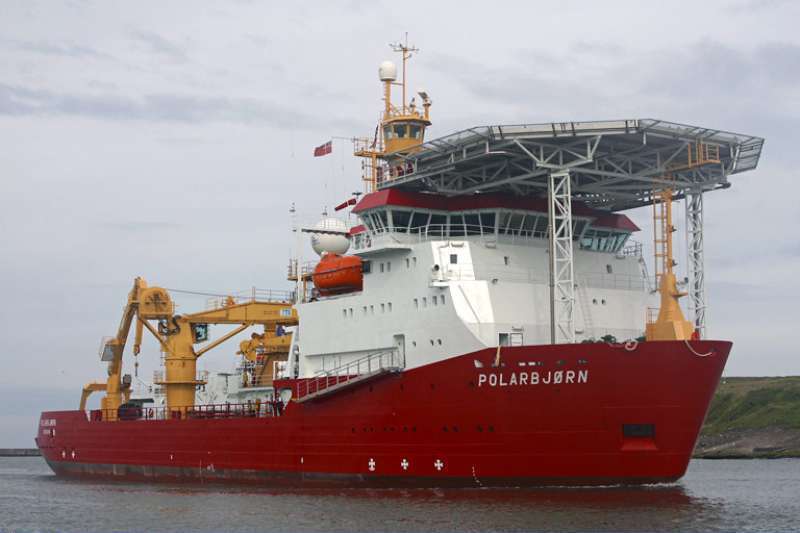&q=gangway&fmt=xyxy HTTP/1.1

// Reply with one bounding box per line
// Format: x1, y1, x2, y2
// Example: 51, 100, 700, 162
294, 349, 404, 402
